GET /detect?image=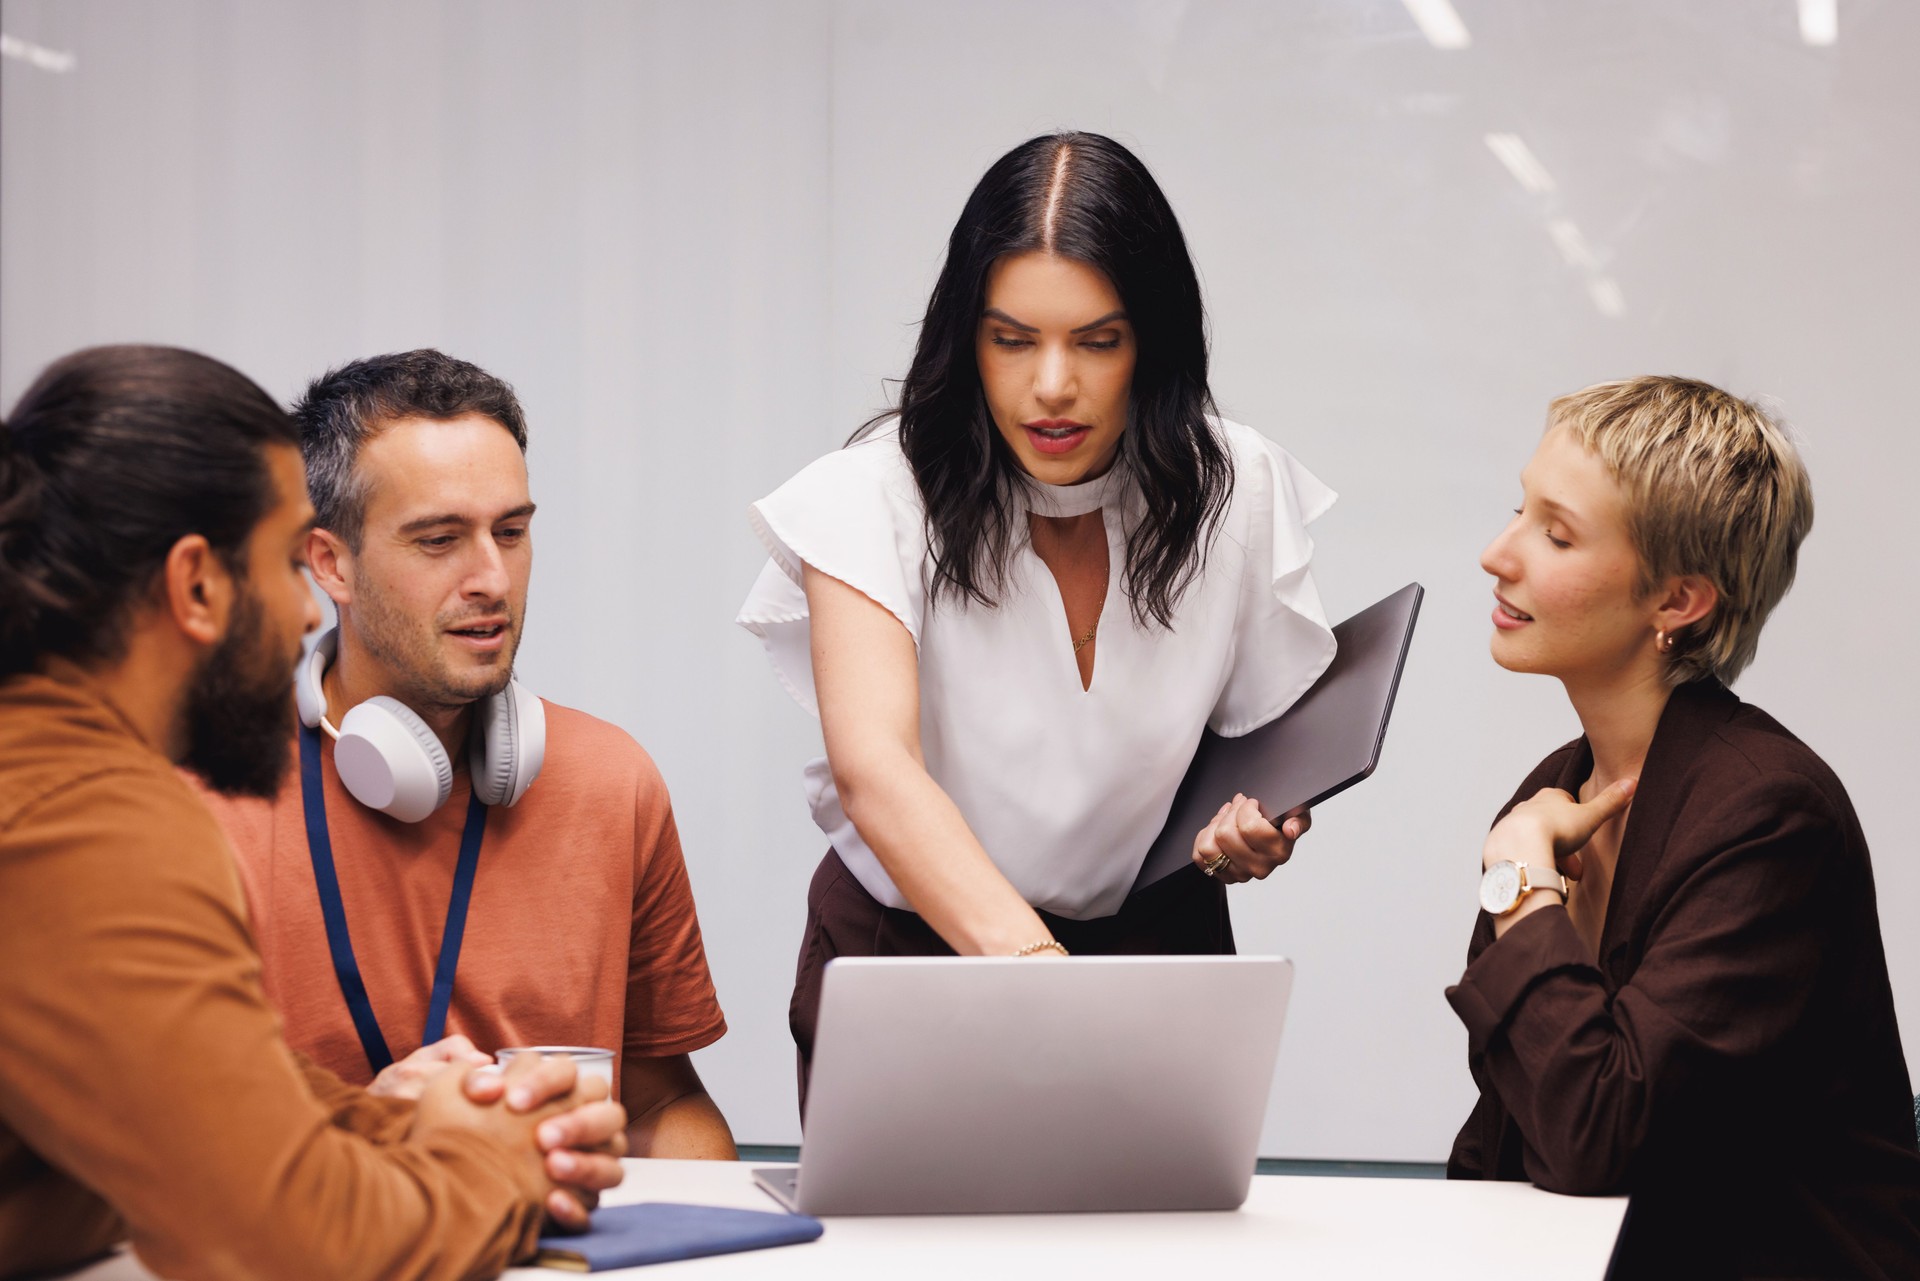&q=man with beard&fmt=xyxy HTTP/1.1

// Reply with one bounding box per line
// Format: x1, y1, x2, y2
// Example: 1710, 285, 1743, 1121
0, 345, 631, 1279
194, 349, 734, 1157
